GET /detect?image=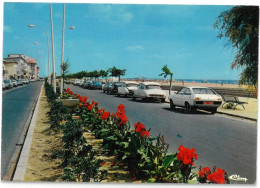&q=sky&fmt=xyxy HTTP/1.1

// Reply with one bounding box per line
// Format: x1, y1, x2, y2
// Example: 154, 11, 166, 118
3, 2, 243, 80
